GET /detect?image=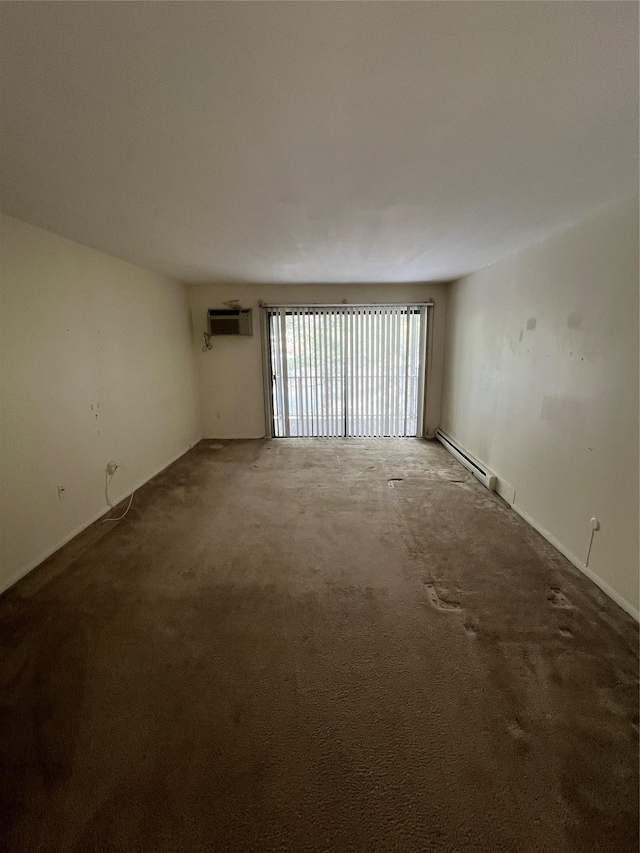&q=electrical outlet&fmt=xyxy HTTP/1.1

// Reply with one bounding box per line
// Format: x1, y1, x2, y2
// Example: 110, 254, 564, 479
57, 485, 66, 500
